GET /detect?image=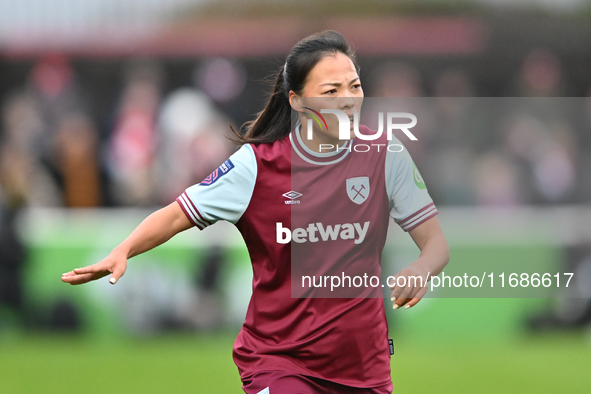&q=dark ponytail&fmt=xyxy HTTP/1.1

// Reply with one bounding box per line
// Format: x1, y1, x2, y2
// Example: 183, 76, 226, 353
232, 30, 358, 145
